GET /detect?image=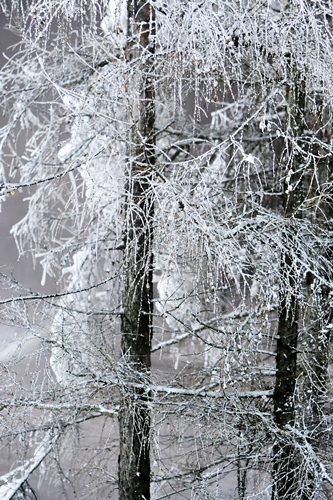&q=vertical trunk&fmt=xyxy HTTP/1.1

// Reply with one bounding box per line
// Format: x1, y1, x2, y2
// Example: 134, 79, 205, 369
272, 253, 299, 499
118, 2, 155, 499
273, 61, 332, 496
272, 67, 305, 499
